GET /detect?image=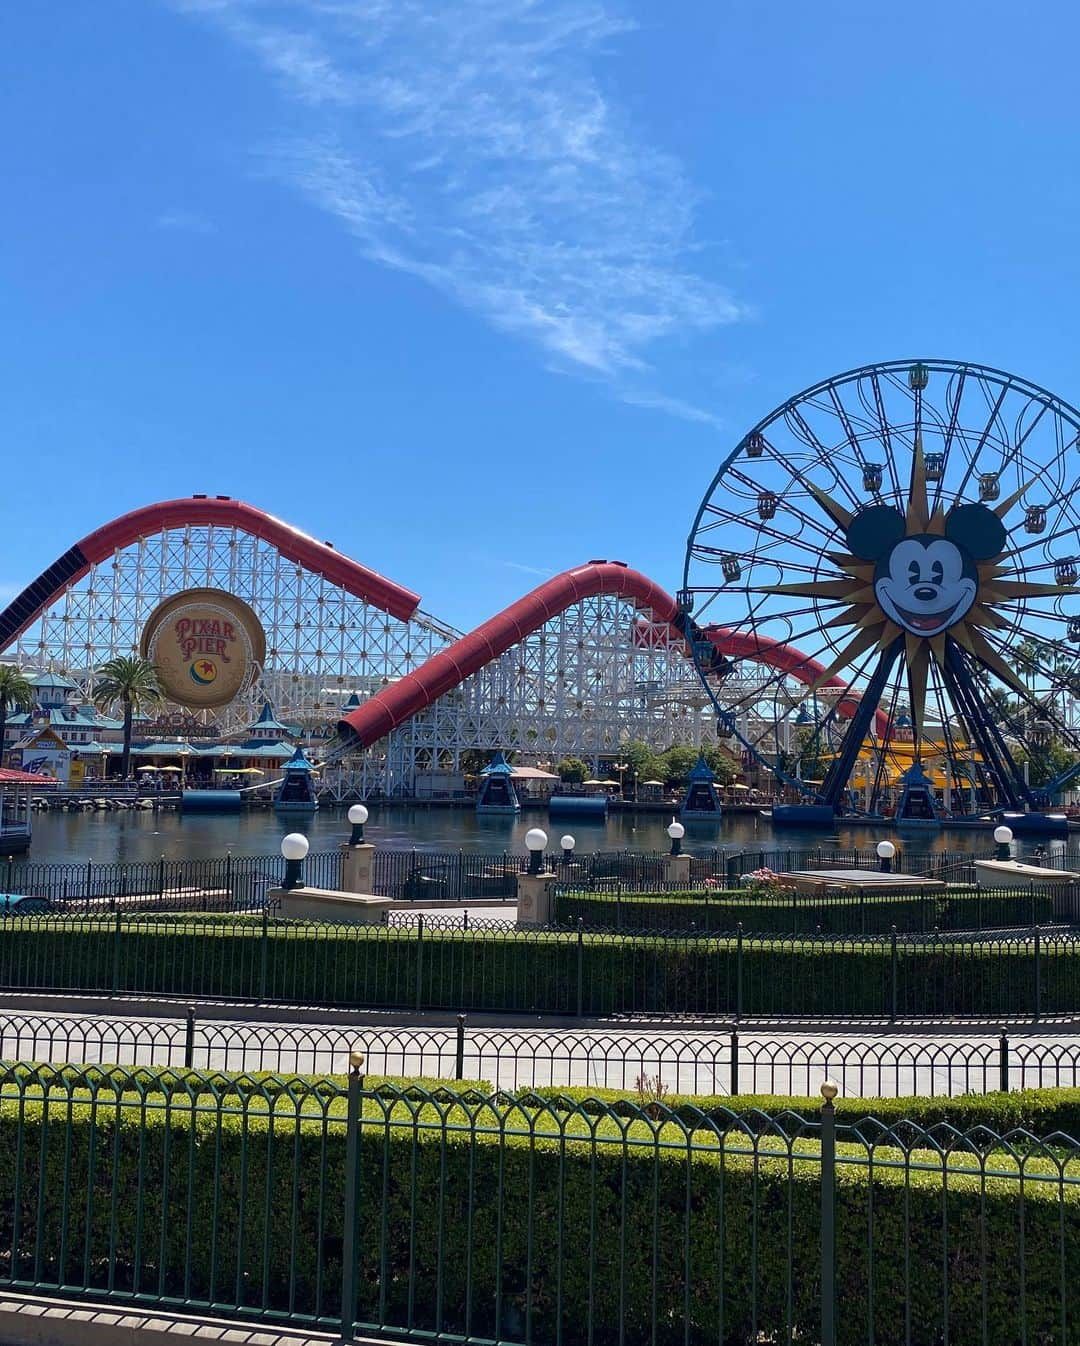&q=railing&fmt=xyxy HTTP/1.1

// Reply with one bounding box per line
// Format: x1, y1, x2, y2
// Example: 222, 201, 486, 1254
0, 850, 342, 912
0, 1063, 1075, 1344
371, 848, 522, 900
2, 911, 1080, 1018
5, 843, 1080, 908
4, 1008, 1080, 1098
